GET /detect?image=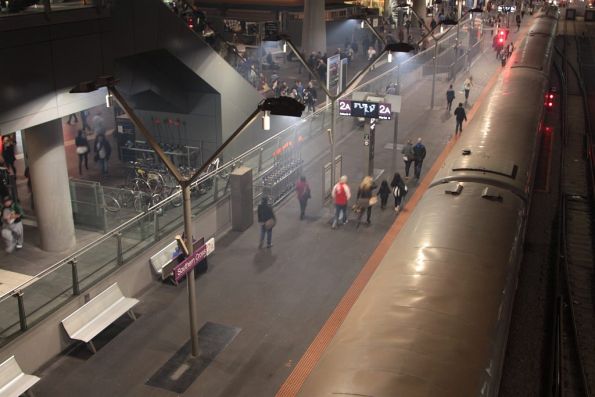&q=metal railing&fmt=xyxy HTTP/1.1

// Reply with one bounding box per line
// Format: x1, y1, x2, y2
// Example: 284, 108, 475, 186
0, 20, 485, 347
